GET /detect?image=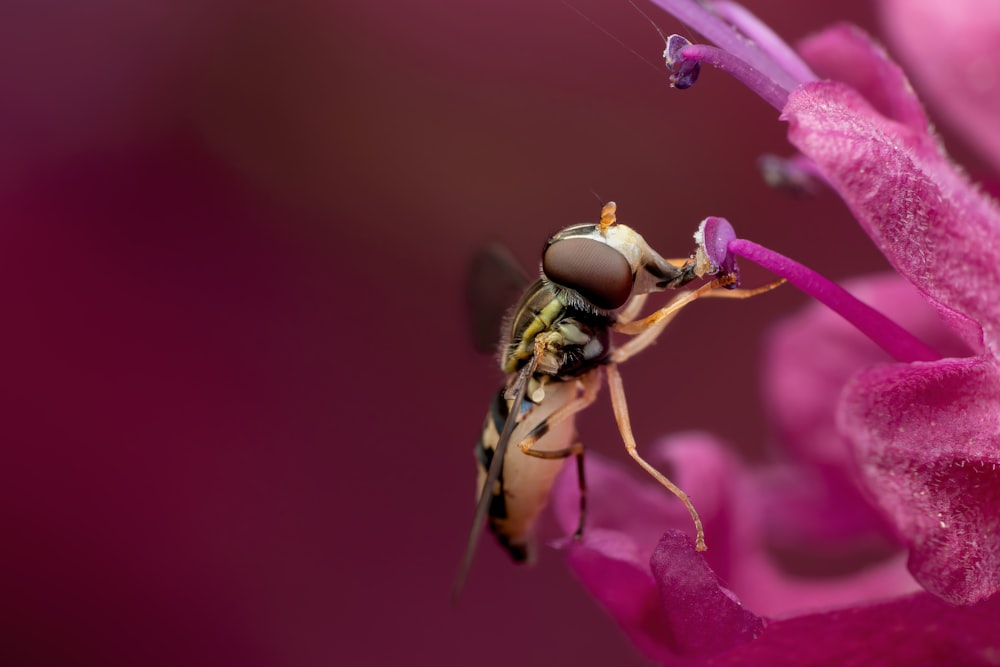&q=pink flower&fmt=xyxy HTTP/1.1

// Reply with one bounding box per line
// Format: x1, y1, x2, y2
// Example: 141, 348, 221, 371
787, 25, 1000, 608
552, 434, 998, 665
553, 1, 1000, 663
878, 0, 1000, 174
